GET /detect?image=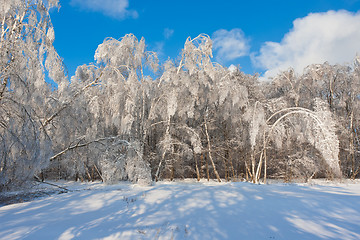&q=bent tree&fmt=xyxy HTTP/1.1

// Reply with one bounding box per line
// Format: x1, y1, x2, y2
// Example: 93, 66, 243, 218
254, 99, 341, 183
